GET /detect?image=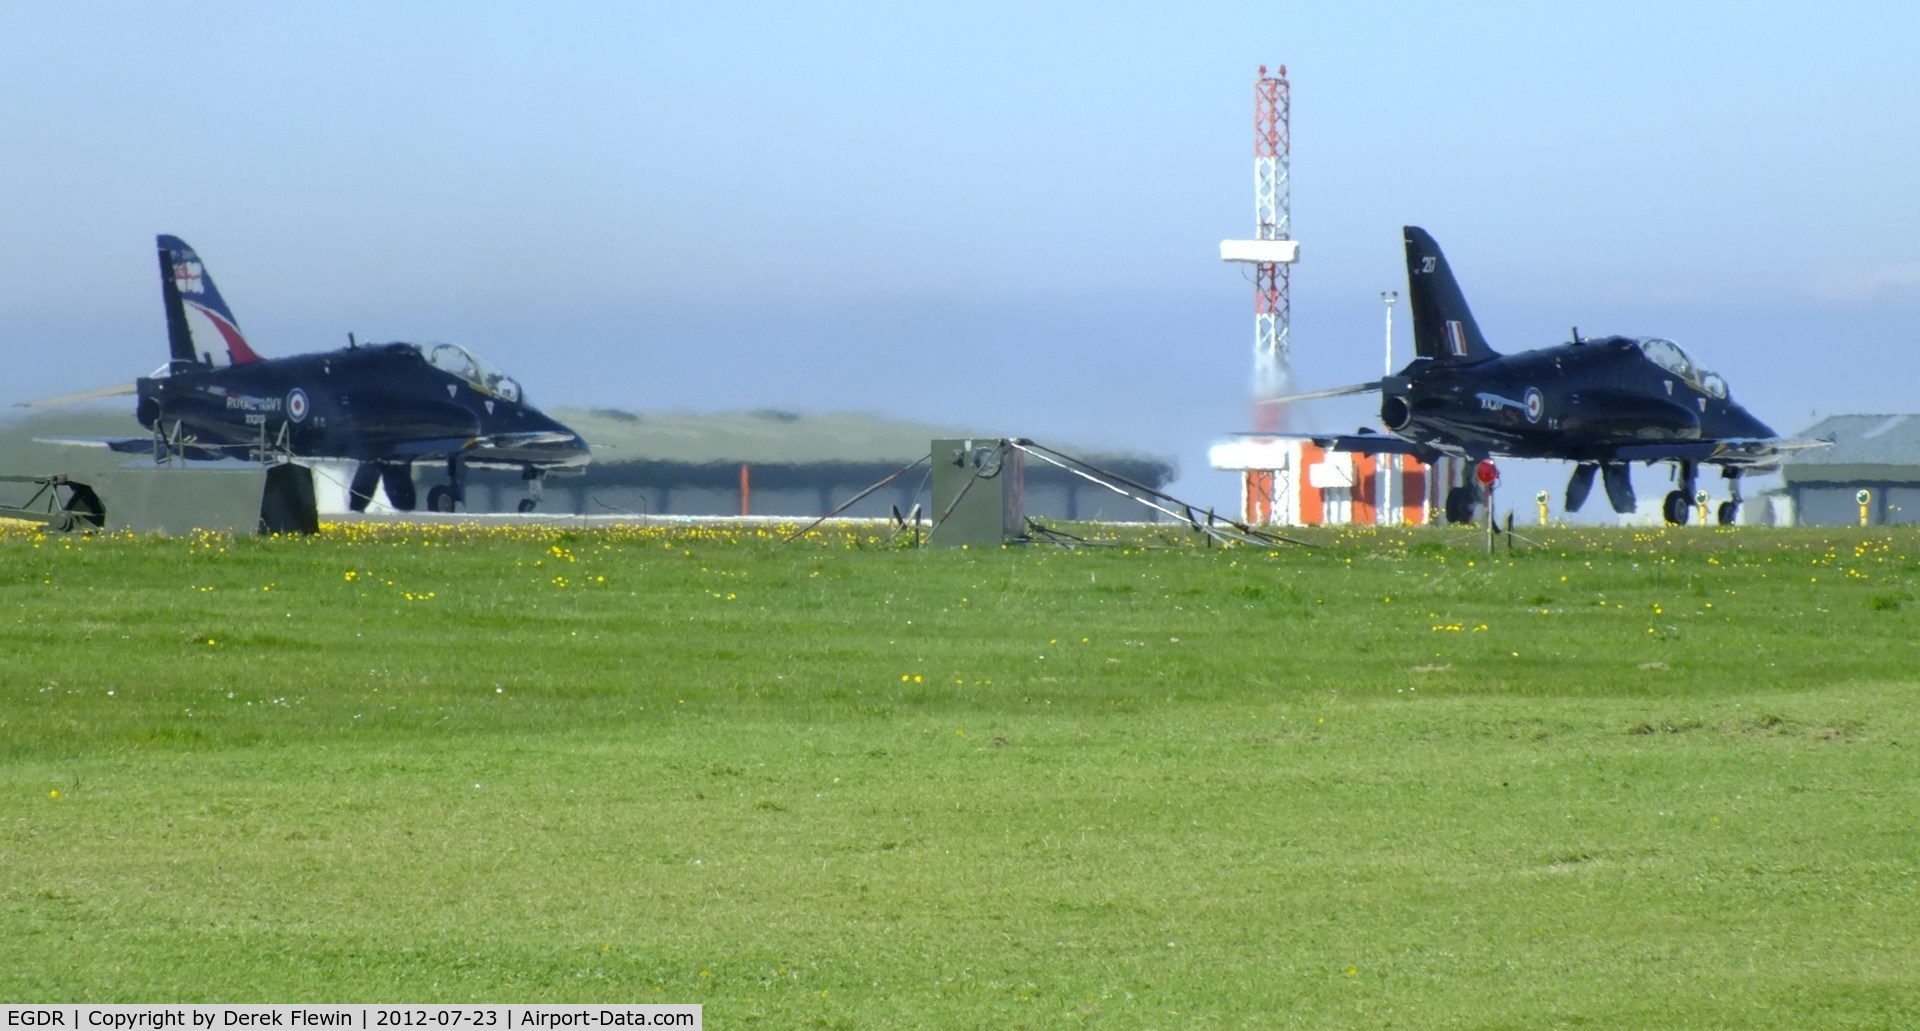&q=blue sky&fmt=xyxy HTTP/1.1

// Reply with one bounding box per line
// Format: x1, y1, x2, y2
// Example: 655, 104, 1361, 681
5, 2, 1918, 514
